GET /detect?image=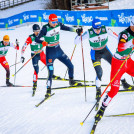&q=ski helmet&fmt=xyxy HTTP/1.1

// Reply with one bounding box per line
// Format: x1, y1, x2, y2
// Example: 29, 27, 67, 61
130, 16, 134, 26
3, 35, 9, 42
32, 24, 40, 32
49, 14, 58, 22
92, 18, 102, 29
